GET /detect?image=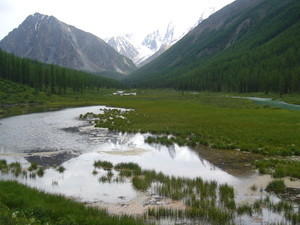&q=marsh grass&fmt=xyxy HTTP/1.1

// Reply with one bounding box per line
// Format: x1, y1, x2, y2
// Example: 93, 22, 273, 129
92, 160, 299, 224
255, 159, 300, 179
266, 180, 286, 194
37, 167, 44, 177
57, 166, 65, 173
0, 159, 46, 178
0, 180, 145, 225
28, 162, 38, 171
94, 161, 238, 224
94, 160, 114, 170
